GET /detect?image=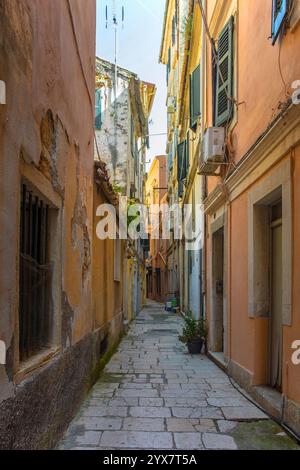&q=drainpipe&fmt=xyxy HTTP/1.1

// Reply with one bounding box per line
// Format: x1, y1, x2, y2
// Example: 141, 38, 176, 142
200, 0, 207, 319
